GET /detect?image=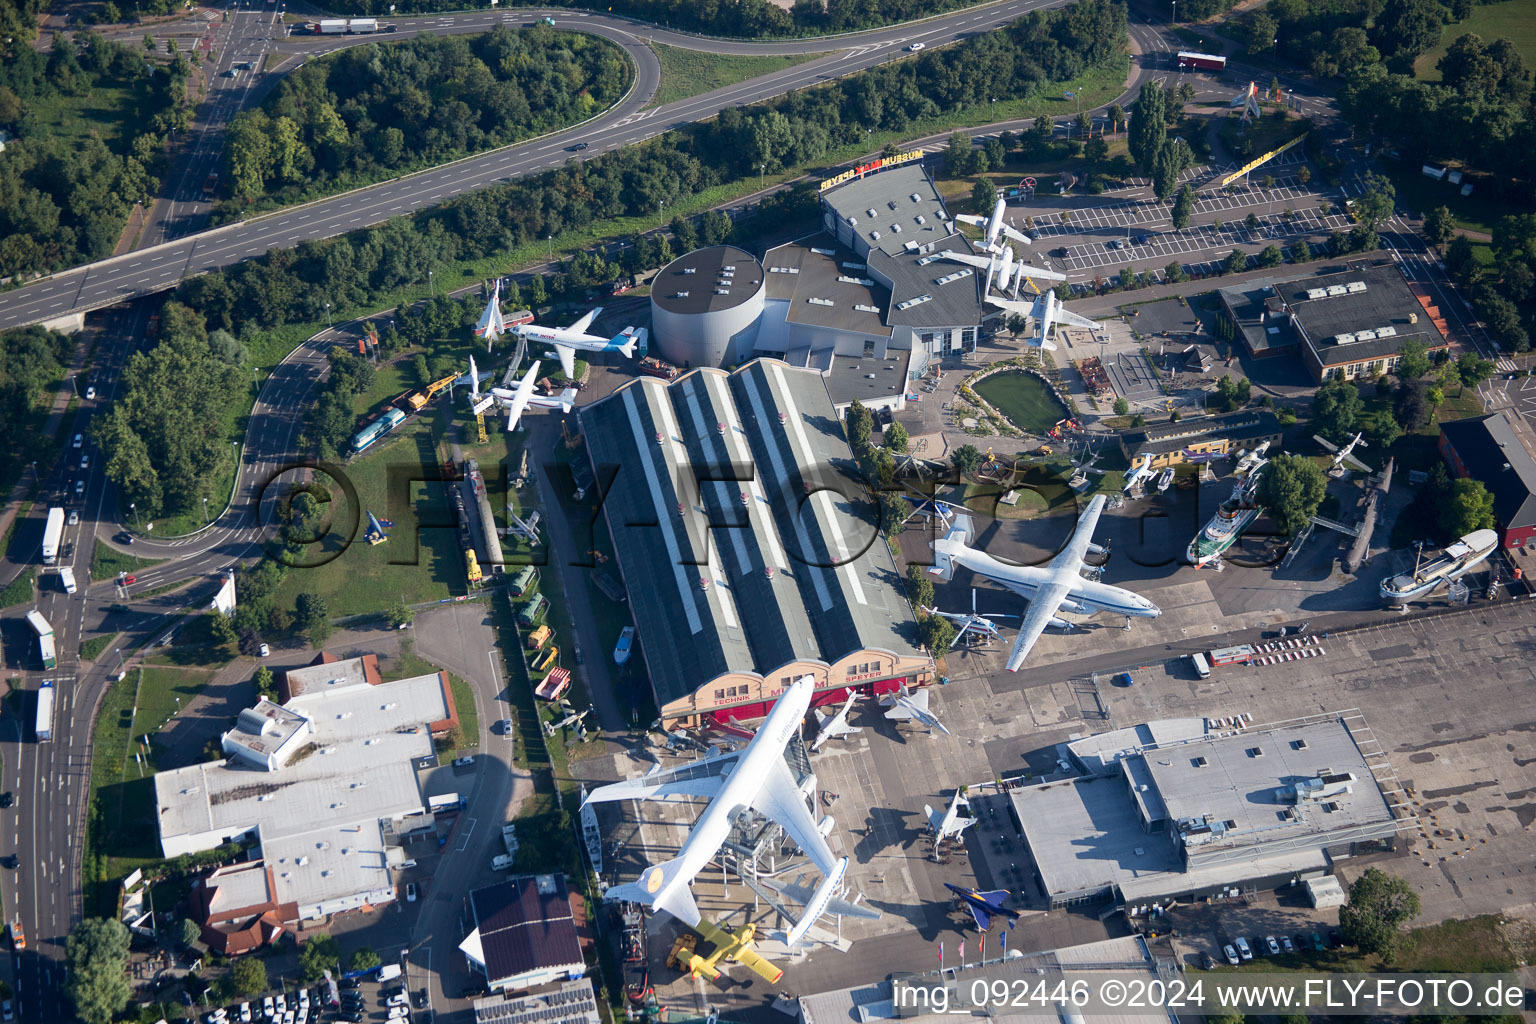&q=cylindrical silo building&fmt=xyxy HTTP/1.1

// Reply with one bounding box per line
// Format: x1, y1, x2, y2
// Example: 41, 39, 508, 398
649, 245, 765, 368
